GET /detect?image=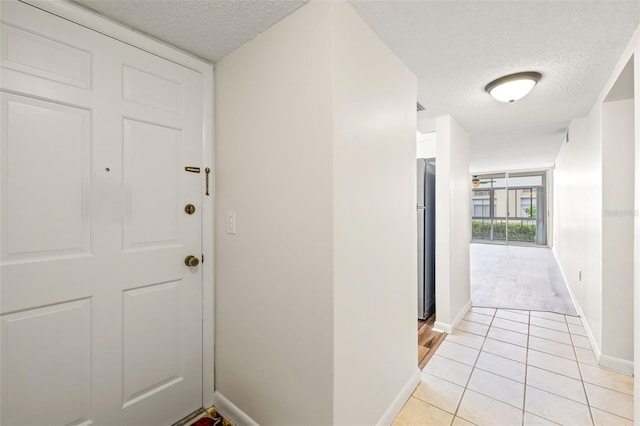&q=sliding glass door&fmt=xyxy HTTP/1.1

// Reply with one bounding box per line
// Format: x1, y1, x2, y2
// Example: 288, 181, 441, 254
471, 174, 506, 243
507, 187, 537, 244
471, 172, 547, 246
